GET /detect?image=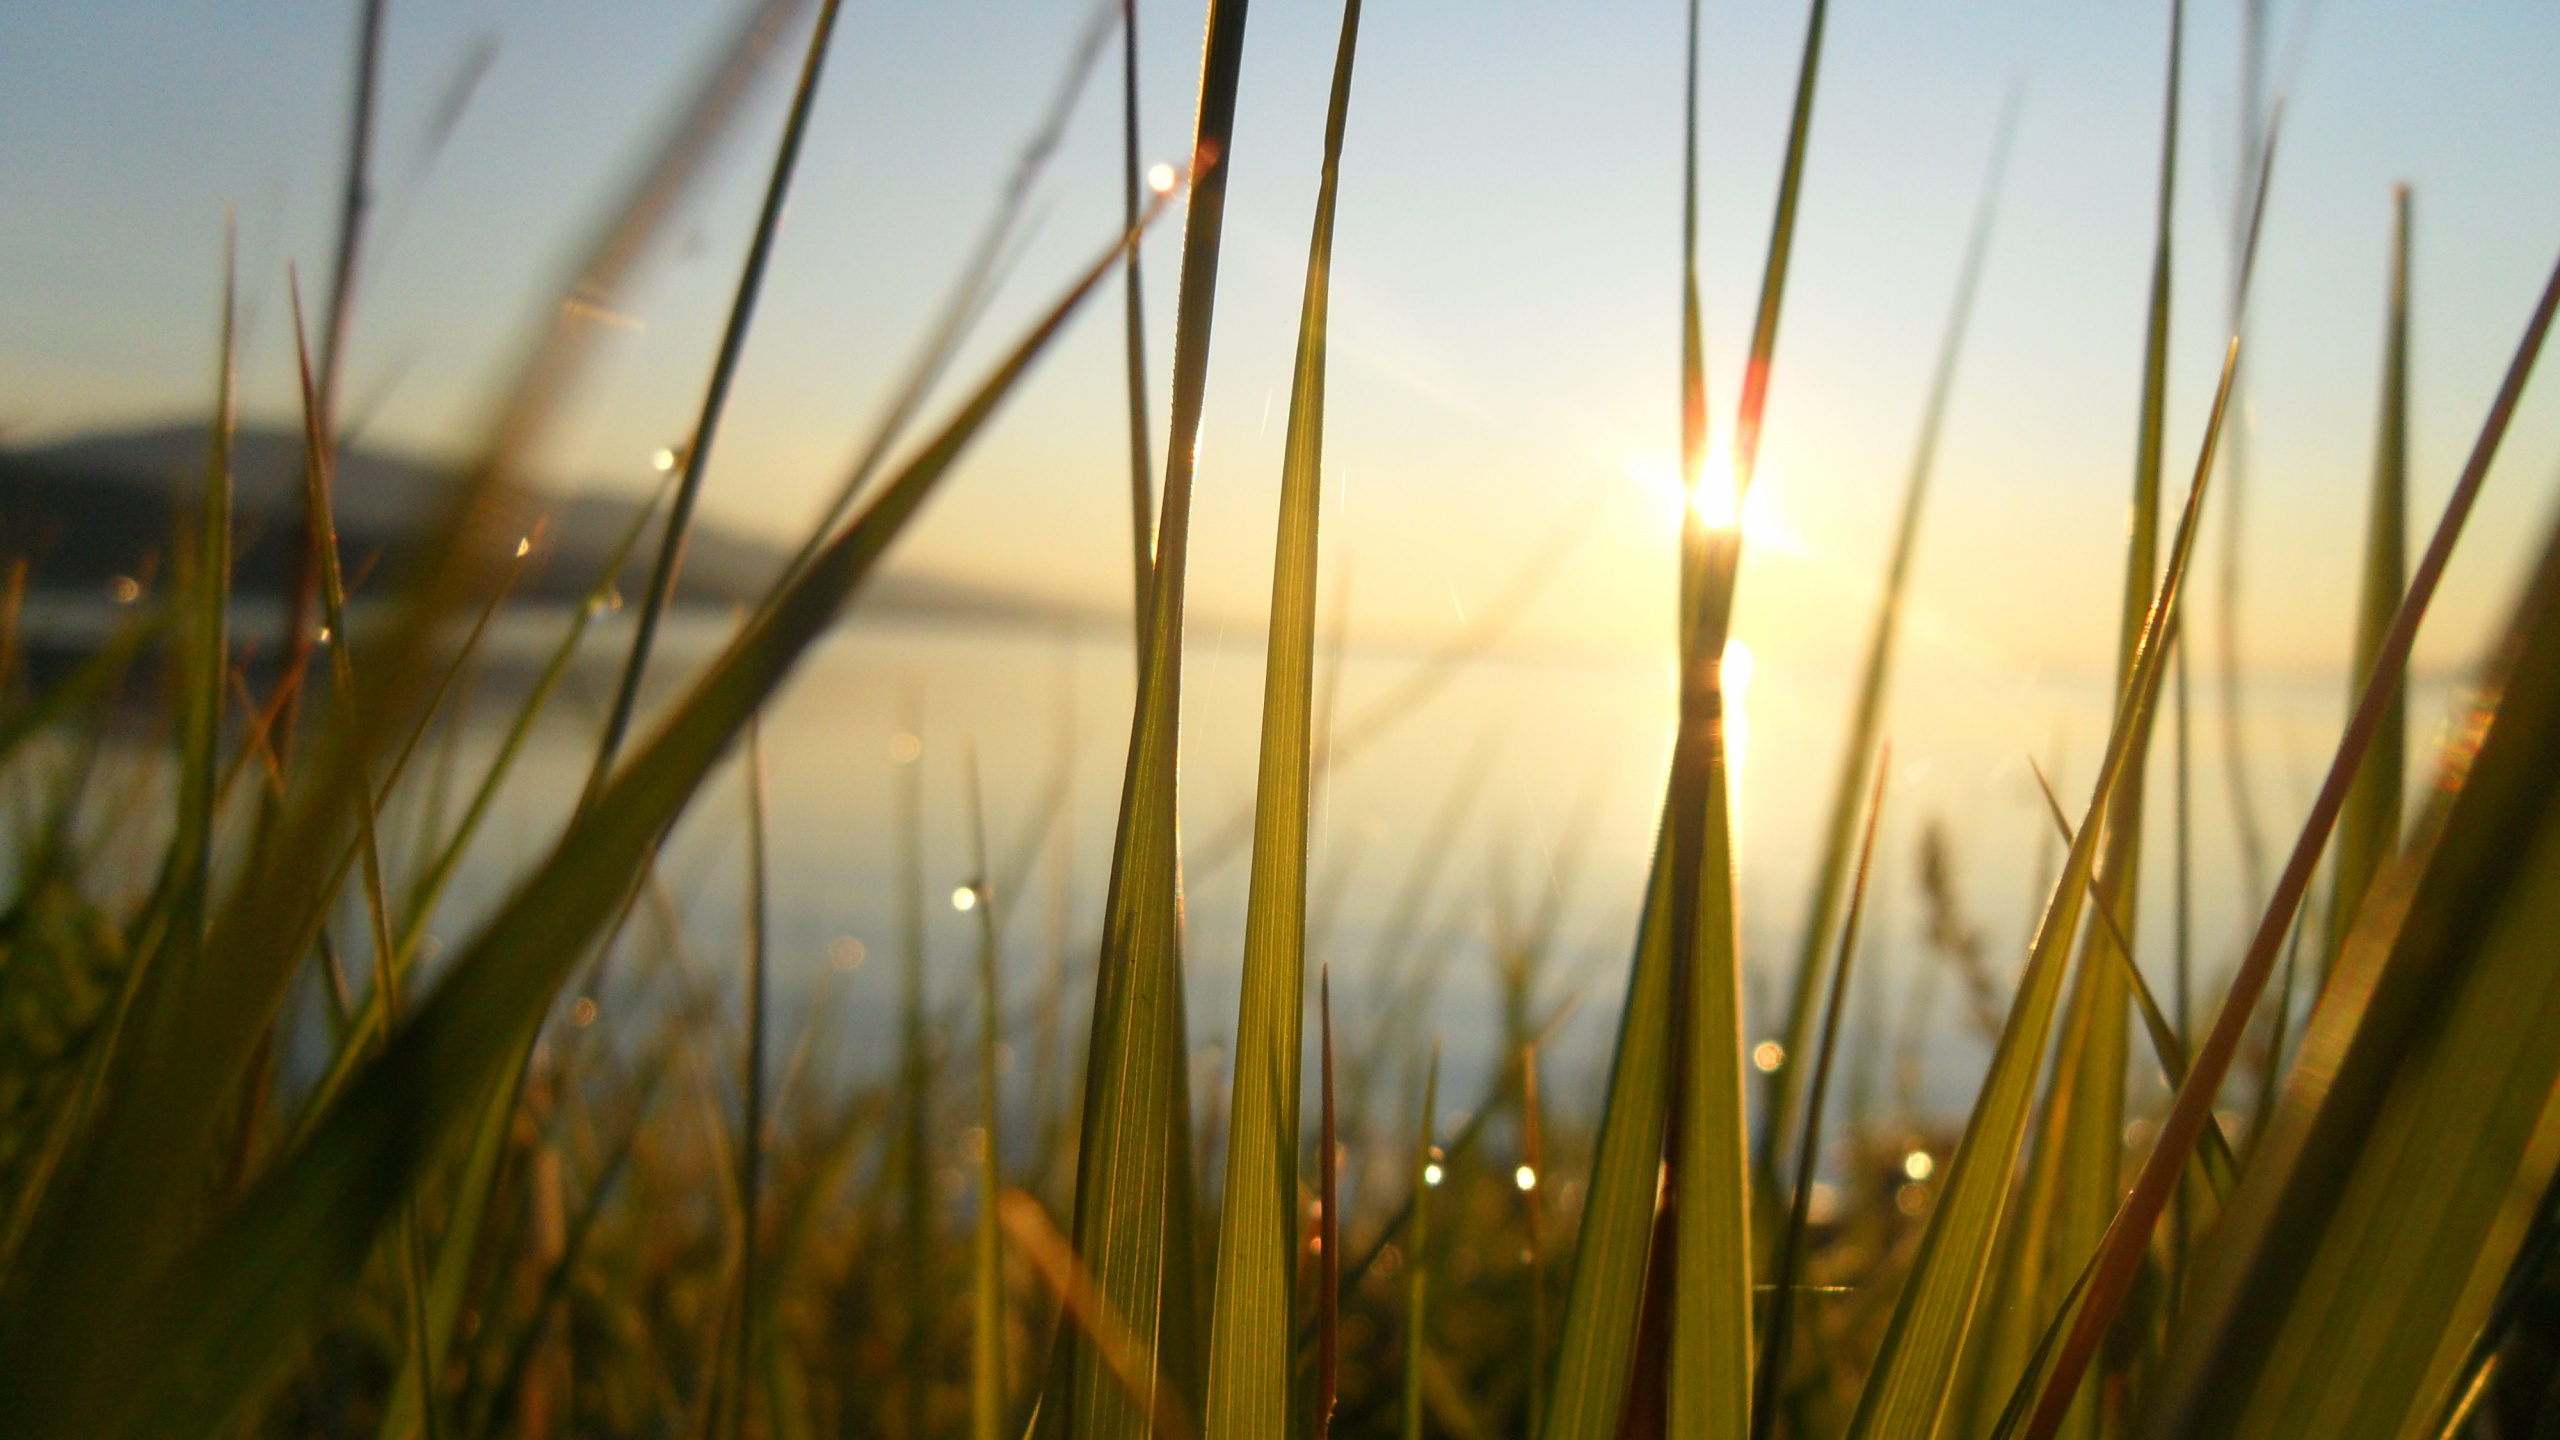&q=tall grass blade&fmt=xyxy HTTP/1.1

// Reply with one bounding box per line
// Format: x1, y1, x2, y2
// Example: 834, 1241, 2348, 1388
1052, 0, 1248, 1432
587, 0, 846, 794
2325, 185, 2411, 977
1121, 0, 1156, 637
1202, 0, 1362, 1426
1759, 92, 2015, 1187
166, 222, 236, 982
1005, 1191, 1199, 1440
1317, 966, 1341, 1440
1751, 748, 1886, 1440
0, 208, 1148, 1440
2021, 237, 2560, 1440
2032, 12, 2179, 1425
1845, 298, 2247, 1440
